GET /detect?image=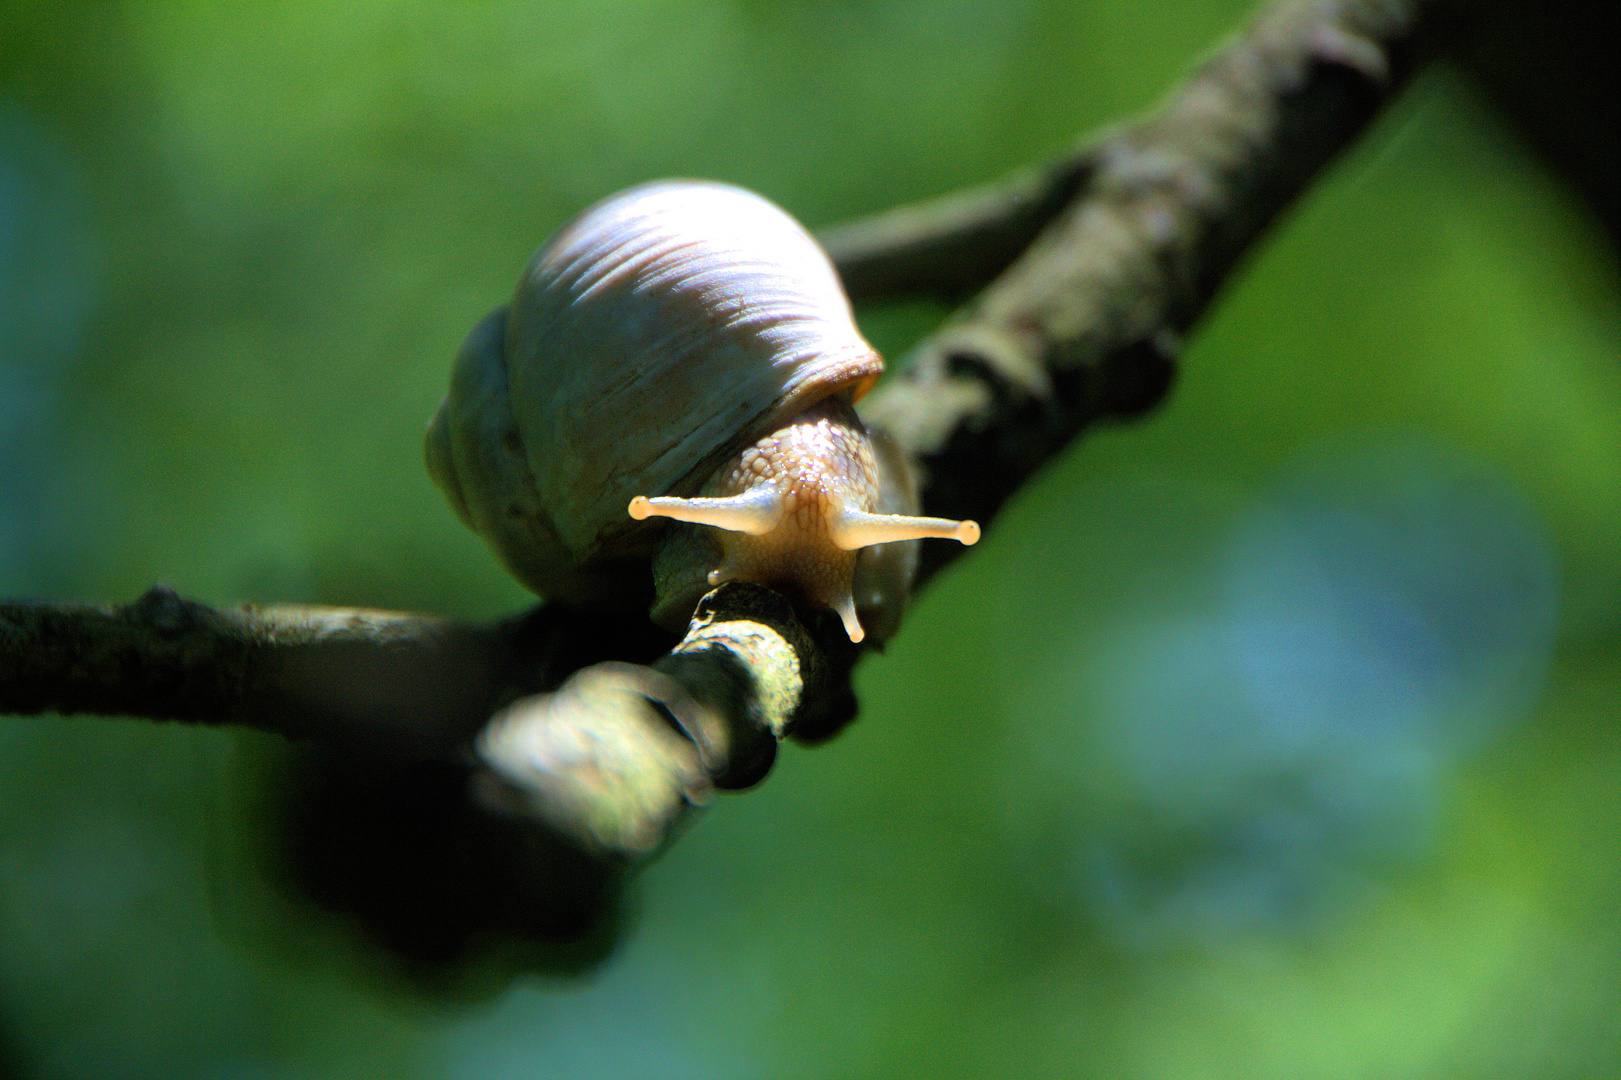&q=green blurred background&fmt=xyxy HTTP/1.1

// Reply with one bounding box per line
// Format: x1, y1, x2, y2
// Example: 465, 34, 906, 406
4, 1, 1620, 1077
